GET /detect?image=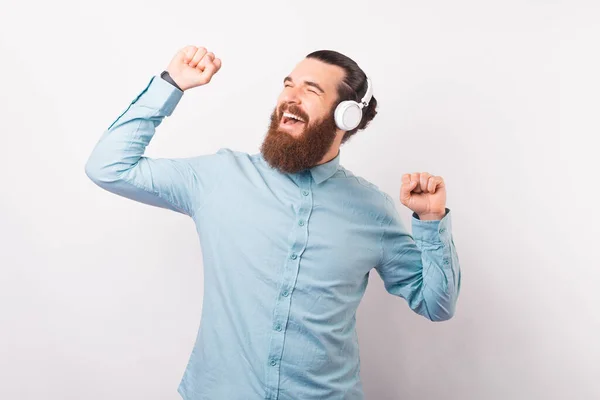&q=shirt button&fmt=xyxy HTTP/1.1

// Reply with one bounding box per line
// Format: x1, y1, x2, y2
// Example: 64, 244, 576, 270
444, 259, 450, 264
298, 220, 304, 226
270, 359, 277, 366
439, 228, 446, 233
282, 290, 289, 297
290, 253, 297, 260
302, 190, 309, 196
274, 323, 282, 331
